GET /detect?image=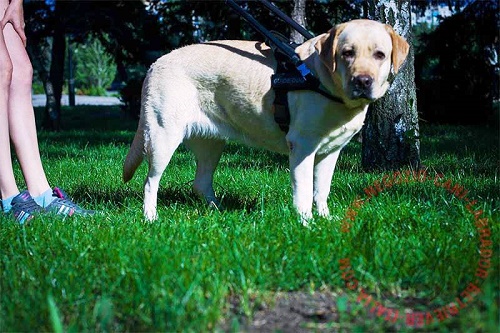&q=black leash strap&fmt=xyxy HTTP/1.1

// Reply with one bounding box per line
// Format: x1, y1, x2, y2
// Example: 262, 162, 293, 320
259, 0, 314, 40
226, 0, 344, 133
225, 0, 311, 77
